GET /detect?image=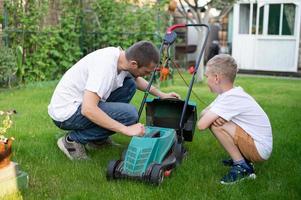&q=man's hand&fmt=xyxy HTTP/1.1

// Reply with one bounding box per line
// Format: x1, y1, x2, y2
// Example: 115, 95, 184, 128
160, 92, 181, 99
122, 123, 145, 137
212, 117, 227, 127
135, 77, 180, 99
